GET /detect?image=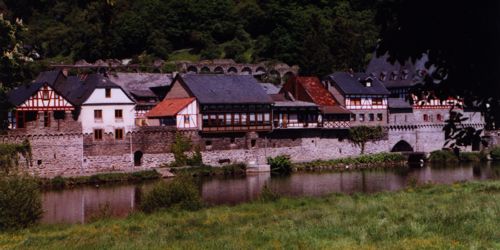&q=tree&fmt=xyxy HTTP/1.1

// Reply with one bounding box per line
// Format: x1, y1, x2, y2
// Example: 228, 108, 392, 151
348, 126, 385, 154
299, 13, 334, 76
0, 14, 33, 129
